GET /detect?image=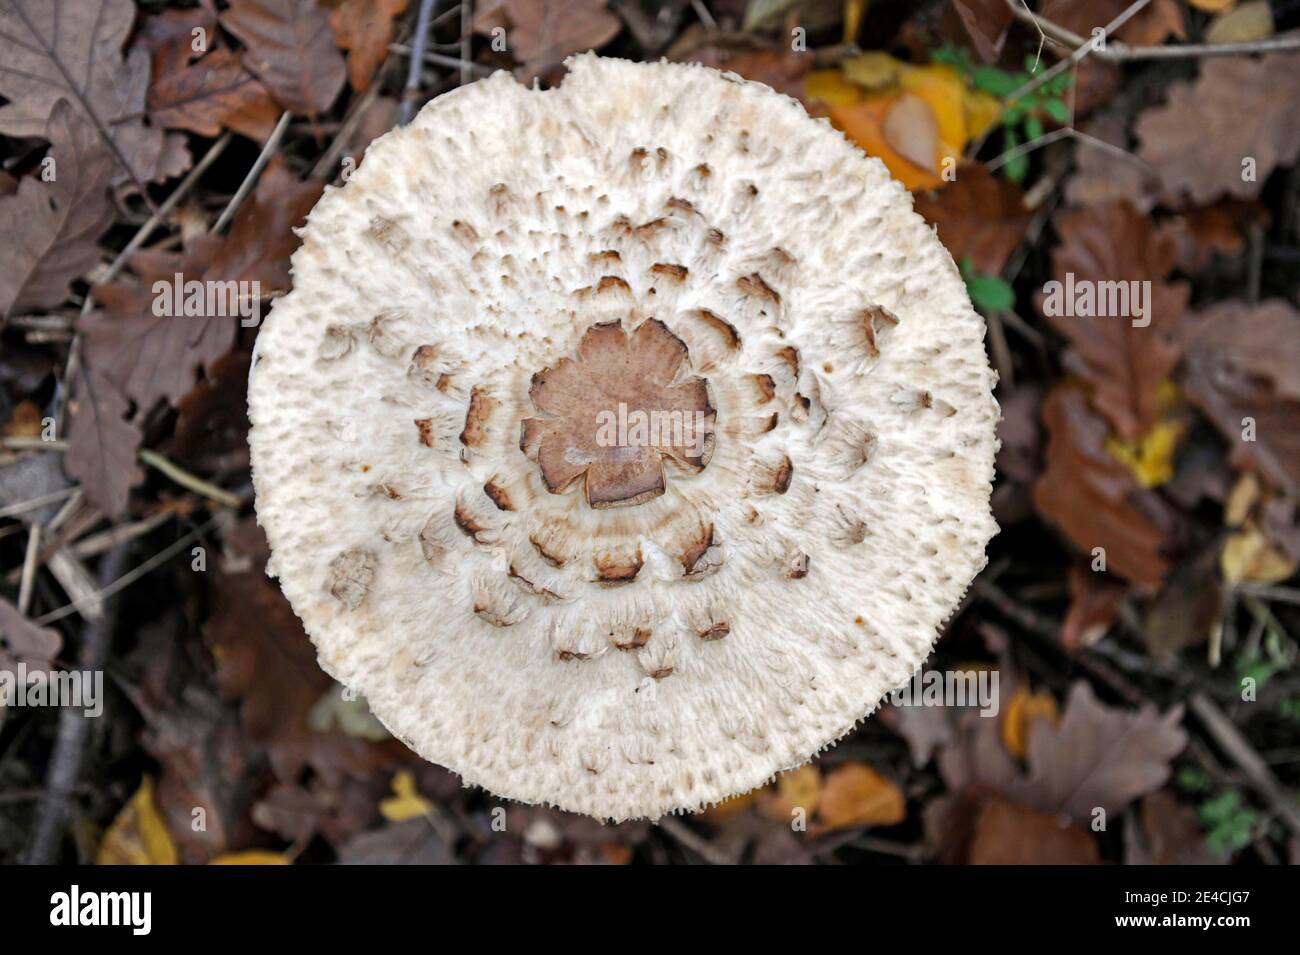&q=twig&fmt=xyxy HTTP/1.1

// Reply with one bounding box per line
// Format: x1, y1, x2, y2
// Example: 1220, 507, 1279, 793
34, 517, 220, 627
390, 43, 494, 77
24, 543, 132, 865
401, 0, 442, 126
1188, 693, 1300, 839
656, 816, 732, 865
1, 437, 68, 451
138, 449, 243, 509
1237, 583, 1300, 606
92, 133, 233, 300
0, 487, 77, 521
1006, 0, 1151, 107
211, 111, 292, 234
691, 0, 717, 31
17, 524, 40, 614
70, 510, 178, 561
